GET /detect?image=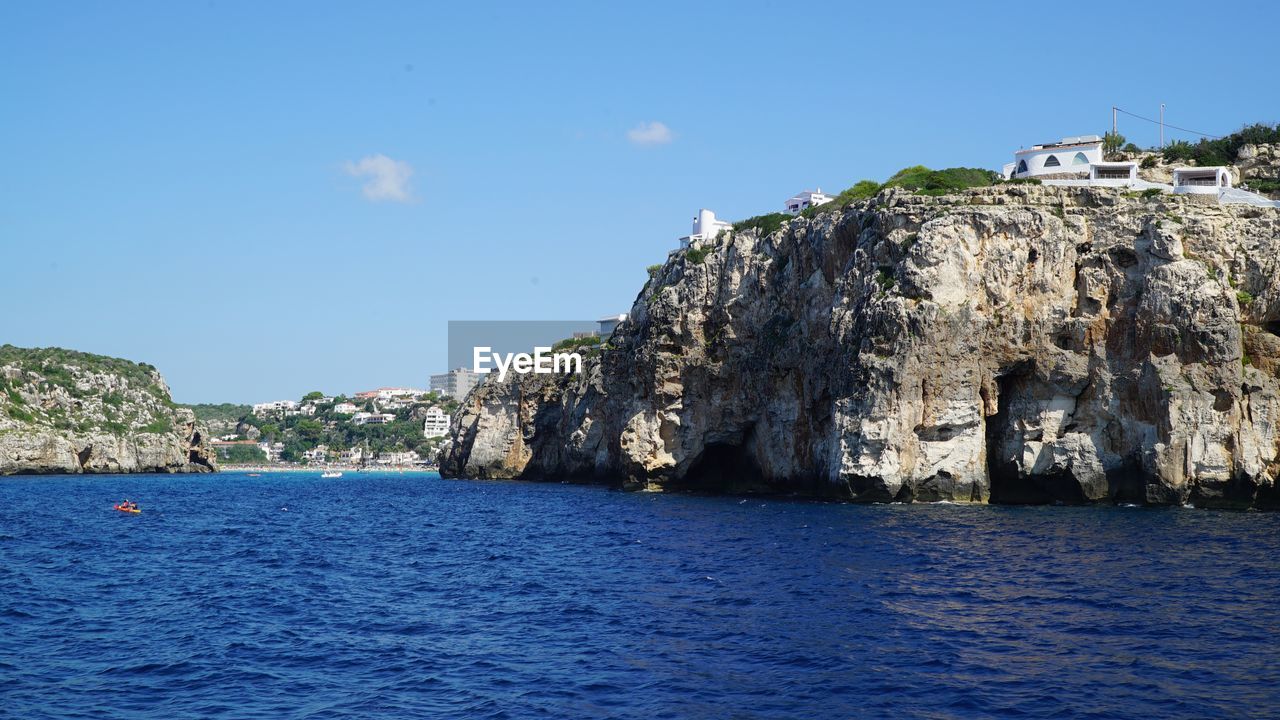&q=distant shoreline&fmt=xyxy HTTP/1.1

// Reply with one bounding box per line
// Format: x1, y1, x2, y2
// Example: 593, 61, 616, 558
220, 464, 437, 474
